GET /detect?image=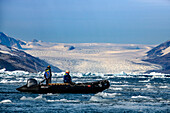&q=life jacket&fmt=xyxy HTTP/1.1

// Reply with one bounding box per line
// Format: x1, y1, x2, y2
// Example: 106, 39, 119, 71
44, 69, 50, 79
63, 73, 71, 83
